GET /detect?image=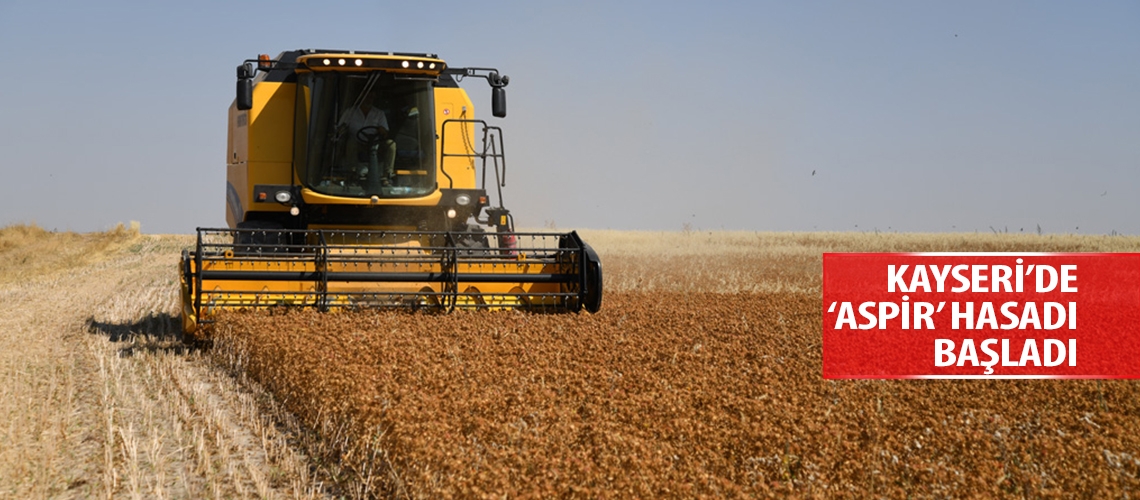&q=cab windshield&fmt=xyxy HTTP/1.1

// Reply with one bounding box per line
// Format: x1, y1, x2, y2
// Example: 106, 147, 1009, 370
296, 72, 436, 198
